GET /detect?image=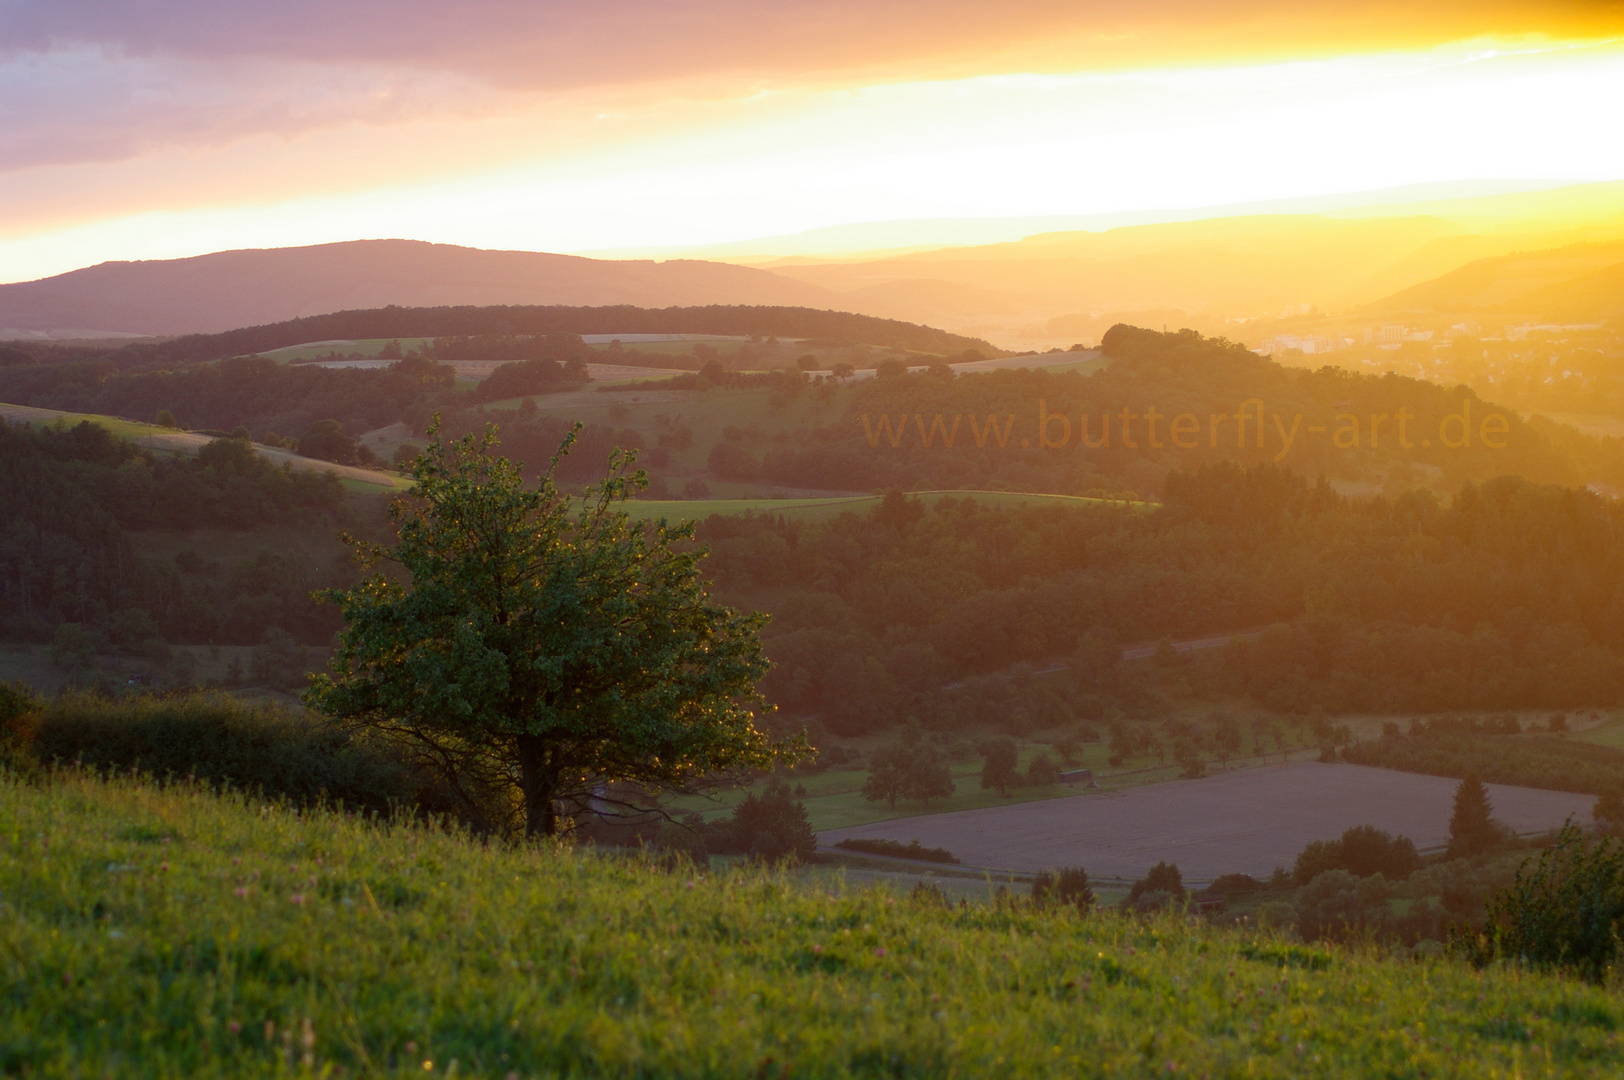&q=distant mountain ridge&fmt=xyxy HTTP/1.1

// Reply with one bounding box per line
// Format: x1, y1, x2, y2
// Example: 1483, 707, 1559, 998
0, 240, 841, 337
1364, 240, 1624, 320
